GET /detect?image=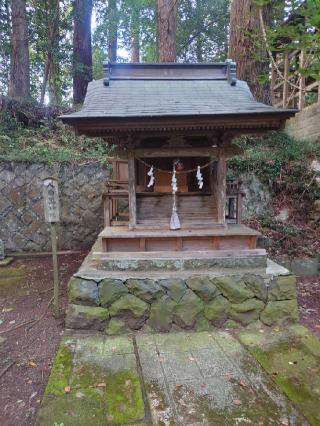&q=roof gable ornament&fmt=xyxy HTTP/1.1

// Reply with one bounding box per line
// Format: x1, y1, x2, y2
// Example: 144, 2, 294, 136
226, 59, 237, 86
103, 61, 110, 86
